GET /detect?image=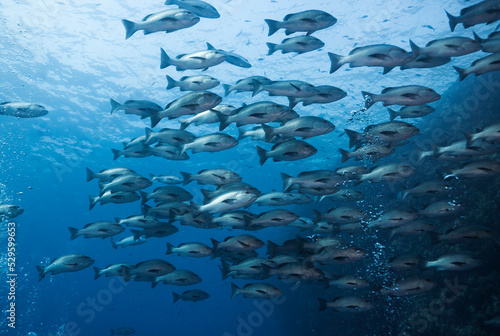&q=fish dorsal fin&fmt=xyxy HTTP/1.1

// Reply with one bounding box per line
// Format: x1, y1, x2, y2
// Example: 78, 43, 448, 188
176, 54, 187, 59
238, 240, 250, 247
381, 87, 395, 94
180, 76, 189, 81
283, 13, 294, 20
206, 42, 216, 50
142, 14, 153, 21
